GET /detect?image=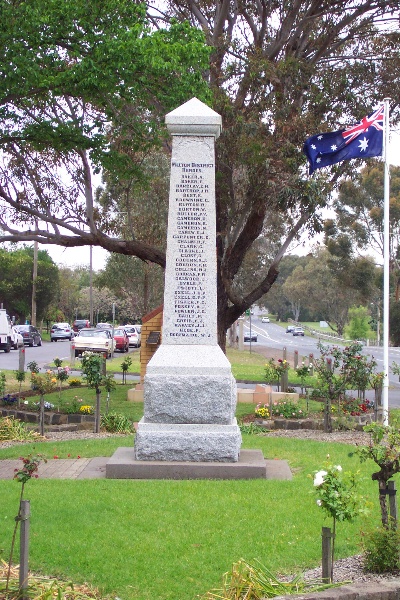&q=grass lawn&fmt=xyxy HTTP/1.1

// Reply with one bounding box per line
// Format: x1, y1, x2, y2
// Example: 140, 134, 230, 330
0, 434, 391, 600
0, 343, 387, 598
